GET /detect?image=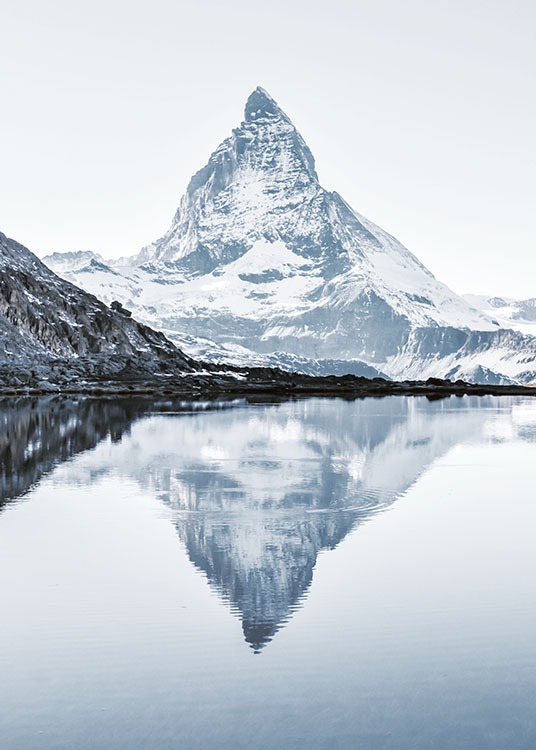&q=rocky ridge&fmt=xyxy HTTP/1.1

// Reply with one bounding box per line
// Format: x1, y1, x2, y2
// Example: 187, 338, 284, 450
0, 231, 195, 380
